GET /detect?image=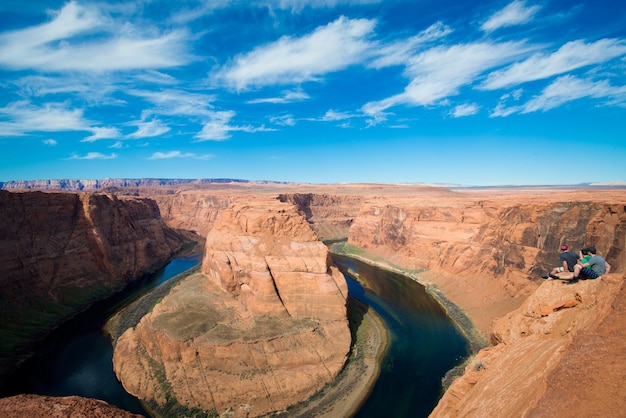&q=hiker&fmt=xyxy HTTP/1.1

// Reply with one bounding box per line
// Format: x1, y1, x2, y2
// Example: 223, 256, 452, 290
550, 246, 611, 283
542, 244, 579, 279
